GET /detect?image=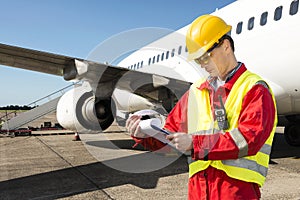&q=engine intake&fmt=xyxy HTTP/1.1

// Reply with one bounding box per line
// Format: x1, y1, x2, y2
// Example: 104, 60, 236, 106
57, 84, 115, 133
